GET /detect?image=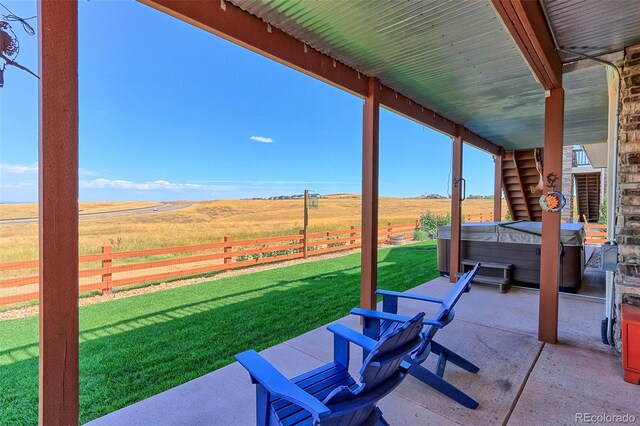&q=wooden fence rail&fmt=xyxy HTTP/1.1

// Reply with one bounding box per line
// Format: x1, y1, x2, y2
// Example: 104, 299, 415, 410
582, 215, 607, 245
0, 221, 419, 306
